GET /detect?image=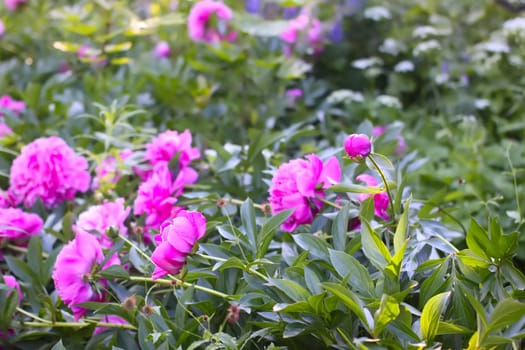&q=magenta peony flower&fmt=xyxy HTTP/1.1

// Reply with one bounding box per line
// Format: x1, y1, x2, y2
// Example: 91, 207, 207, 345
92, 150, 132, 190
286, 88, 303, 104
280, 15, 323, 54
356, 174, 389, 220
0, 95, 25, 116
9, 136, 90, 208
151, 210, 206, 279
52, 232, 120, 320
4, 0, 26, 11
269, 154, 341, 232
0, 190, 16, 208
74, 198, 130, 249
154, 41, 171, 58
93, 315, 129, 335
372, 126, 406, 155
134, 163, 187, 232
0, 208, 43, 244
2, 275, 22, 304
188, 0, 237, 43
344, 133, 371, 161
